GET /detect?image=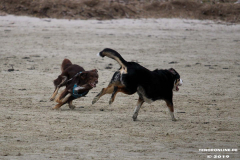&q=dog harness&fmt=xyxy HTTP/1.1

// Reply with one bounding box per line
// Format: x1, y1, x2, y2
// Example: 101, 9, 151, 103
72, 83, 89, 98
67, 71, 82, 83
67, 71, 89, 98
